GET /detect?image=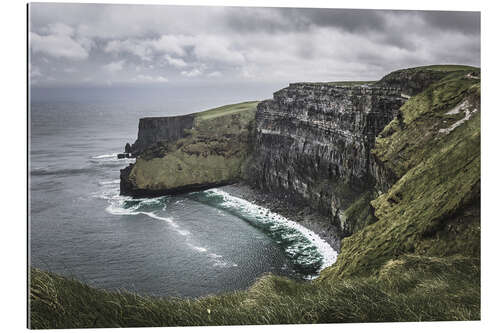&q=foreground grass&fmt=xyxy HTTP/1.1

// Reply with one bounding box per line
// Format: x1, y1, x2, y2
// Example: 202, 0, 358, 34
30, 253, 479, 328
